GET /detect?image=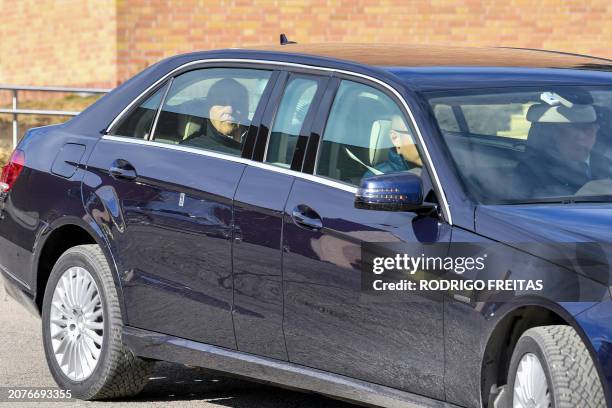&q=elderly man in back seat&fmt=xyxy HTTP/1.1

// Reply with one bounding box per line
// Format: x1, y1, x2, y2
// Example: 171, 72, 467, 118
181, 78, 250, 155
